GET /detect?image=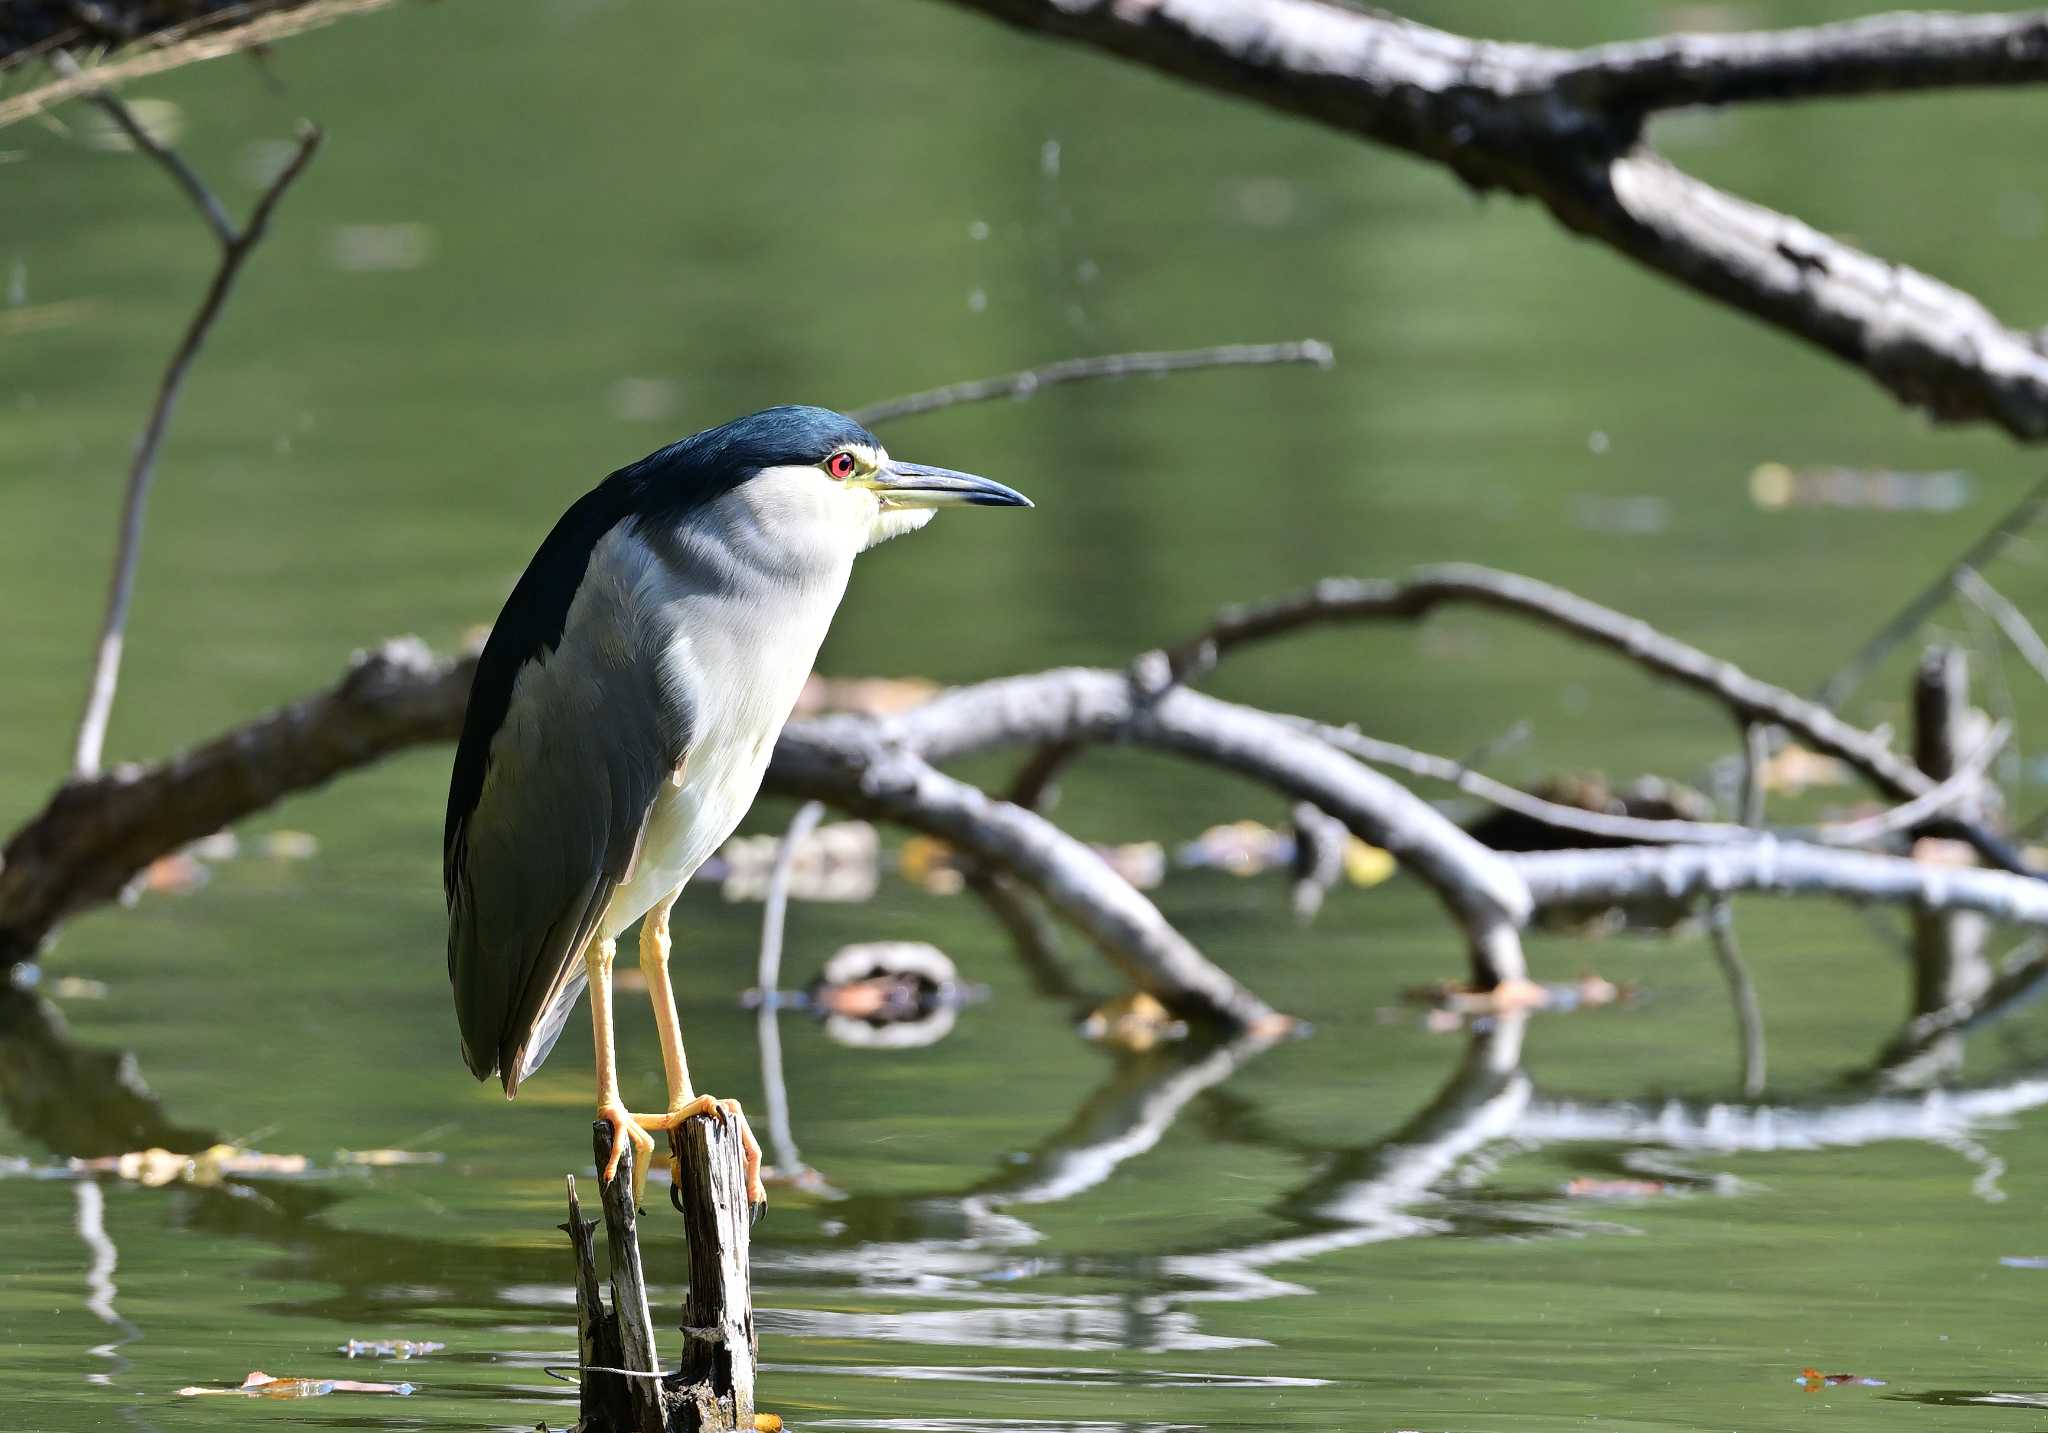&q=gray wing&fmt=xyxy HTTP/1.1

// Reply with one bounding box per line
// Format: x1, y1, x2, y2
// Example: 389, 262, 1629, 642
445, 525, 689, 1096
